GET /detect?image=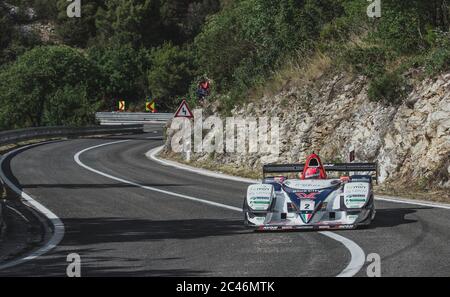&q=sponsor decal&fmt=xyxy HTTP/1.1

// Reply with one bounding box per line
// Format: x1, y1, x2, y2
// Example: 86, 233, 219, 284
347, 198, 366, 202
346, 215, 359, 223
261, 226, 279, 231
319, 225, 331, 230
344, 182, 369, 208
347, 194, 366, 198
284, 180, 331, 189
350, 177, 371, 182
338, 225, 355, 229
292, 189, 321, 193
295, 192, 320, 199
247, 184, 274, 211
